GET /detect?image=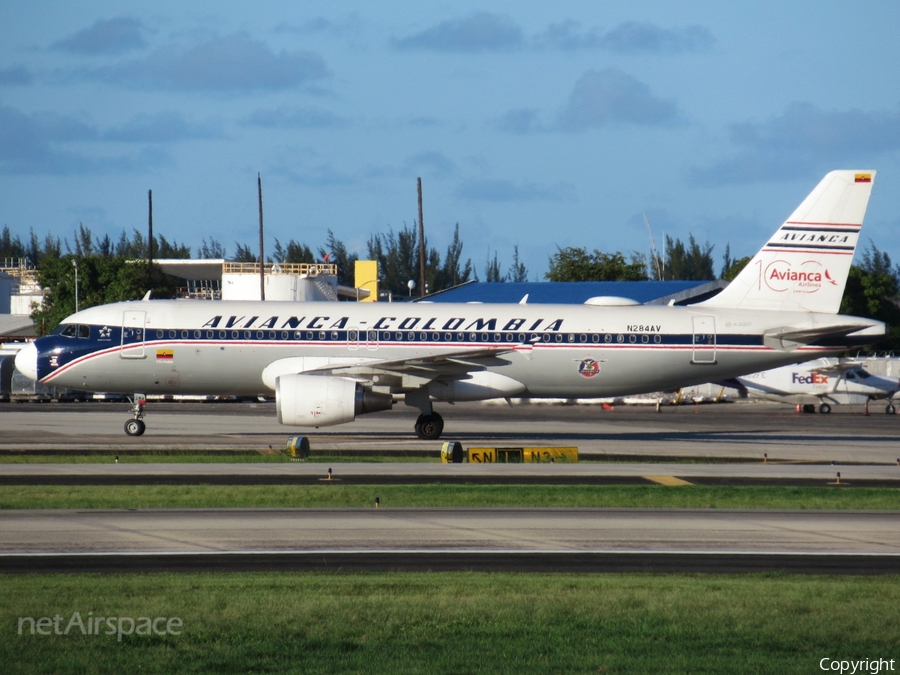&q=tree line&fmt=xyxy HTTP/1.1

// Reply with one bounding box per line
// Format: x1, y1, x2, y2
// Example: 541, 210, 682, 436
3, 223, 899, 349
